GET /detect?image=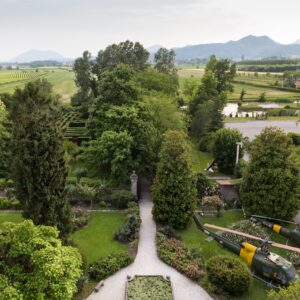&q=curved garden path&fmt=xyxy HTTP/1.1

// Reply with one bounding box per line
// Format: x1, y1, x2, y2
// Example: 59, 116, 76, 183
87, 182, 212, 300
